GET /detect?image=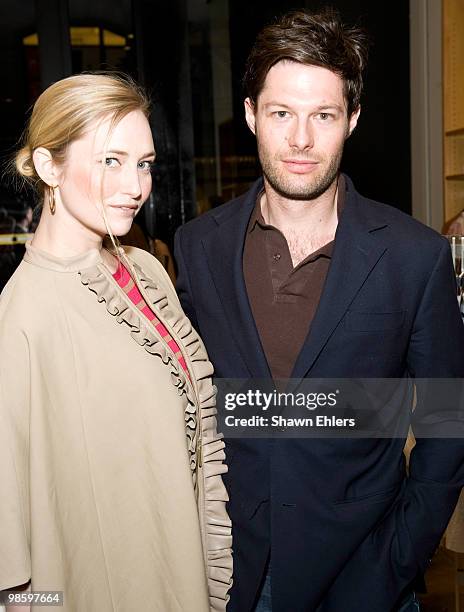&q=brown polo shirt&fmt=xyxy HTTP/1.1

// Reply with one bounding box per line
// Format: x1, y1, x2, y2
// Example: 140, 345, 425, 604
243, 176, 345, 380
